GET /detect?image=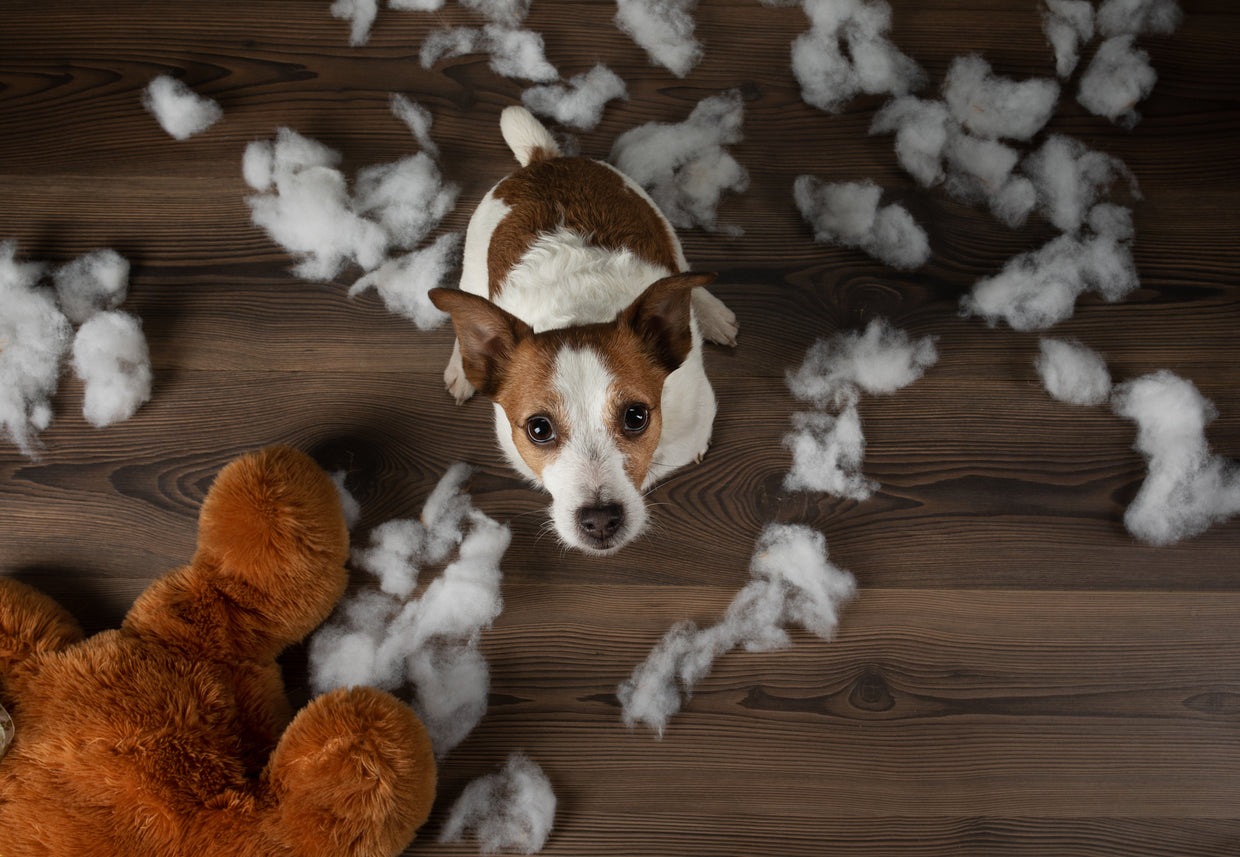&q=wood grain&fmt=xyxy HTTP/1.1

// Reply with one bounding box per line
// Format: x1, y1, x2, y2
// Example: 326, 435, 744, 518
2, 1, 1239, 855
